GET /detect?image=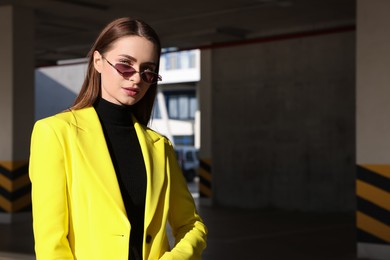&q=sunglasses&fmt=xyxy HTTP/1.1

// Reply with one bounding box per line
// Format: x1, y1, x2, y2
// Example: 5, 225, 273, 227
102, 56, 162, 84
